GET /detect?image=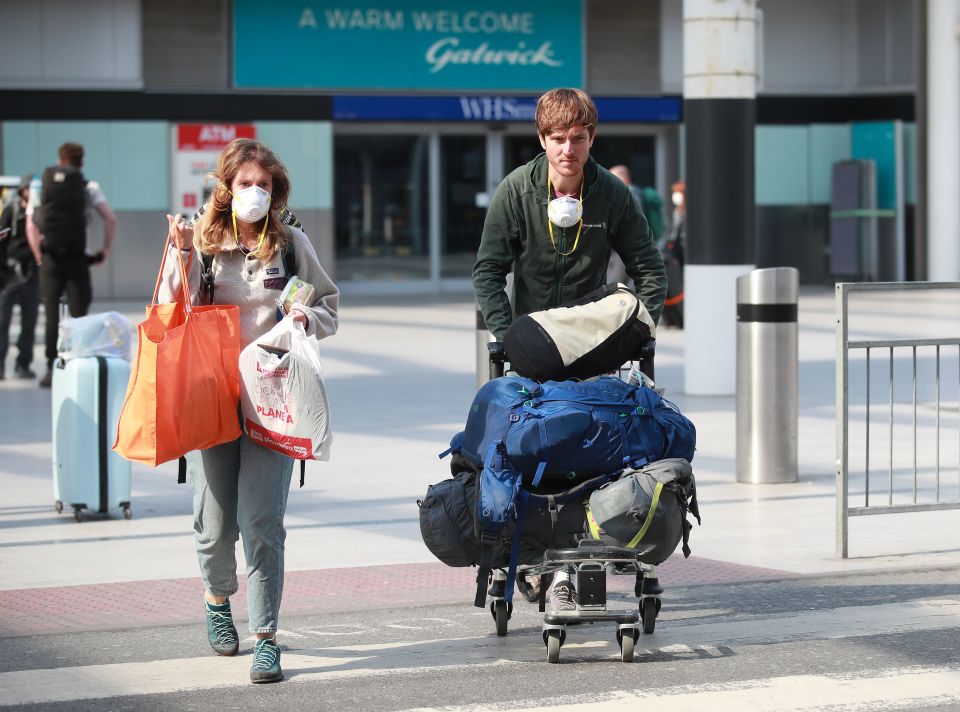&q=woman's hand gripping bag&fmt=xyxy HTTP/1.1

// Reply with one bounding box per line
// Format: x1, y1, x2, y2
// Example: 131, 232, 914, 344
114, 243, 241, 466
239, 317, 332, 461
